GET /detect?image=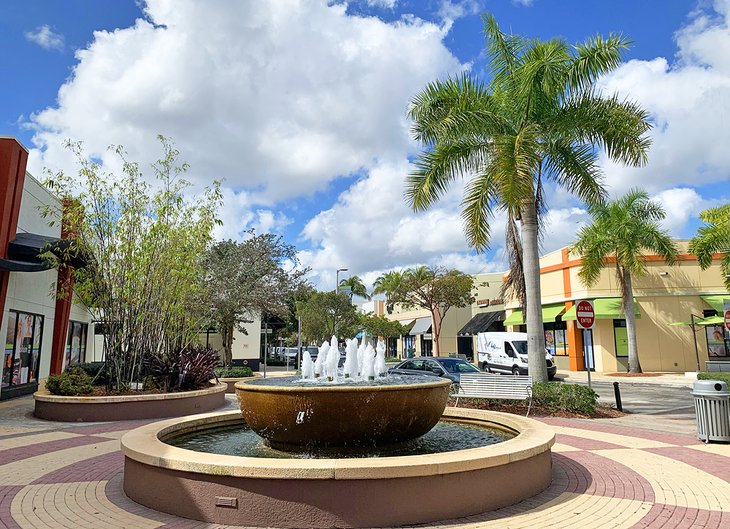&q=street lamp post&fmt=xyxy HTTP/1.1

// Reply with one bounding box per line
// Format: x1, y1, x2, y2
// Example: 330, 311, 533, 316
336, 268, 348, 292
